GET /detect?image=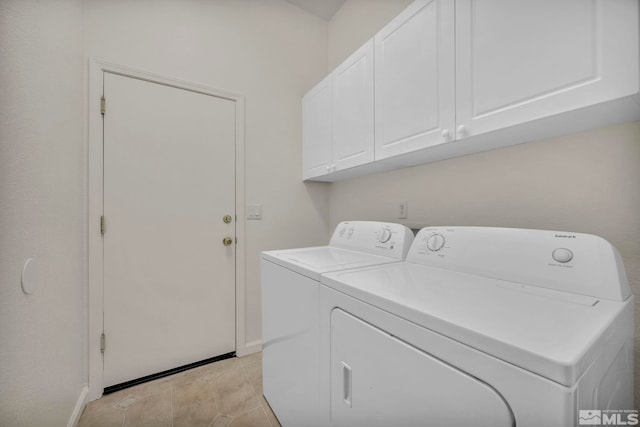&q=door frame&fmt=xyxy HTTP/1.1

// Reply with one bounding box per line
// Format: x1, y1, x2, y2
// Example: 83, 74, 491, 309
87, 58, 247, 401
